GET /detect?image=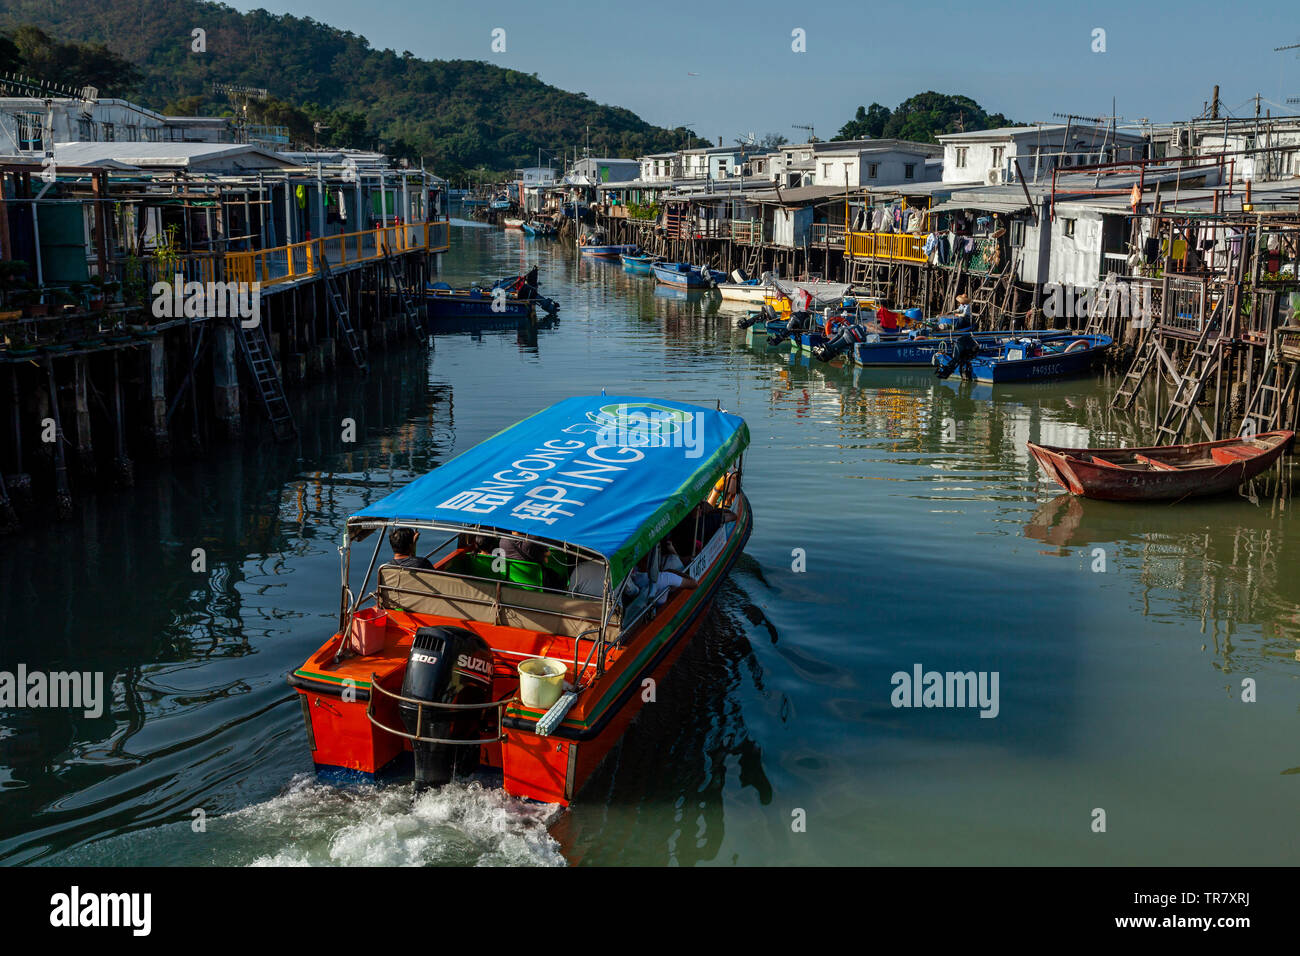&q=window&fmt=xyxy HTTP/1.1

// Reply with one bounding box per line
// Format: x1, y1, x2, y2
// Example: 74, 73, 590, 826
1010, 220, 1025, 246
102, 122, 115, 142
823, 163, 830, 177
1063, 218, 1076, 238
867, 163, 878, 179
77, 117, 93, 141
14, 112, 42, 151
904, 163, 915, 180
991, 146, 1004, 168
955, 147, 968, 169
